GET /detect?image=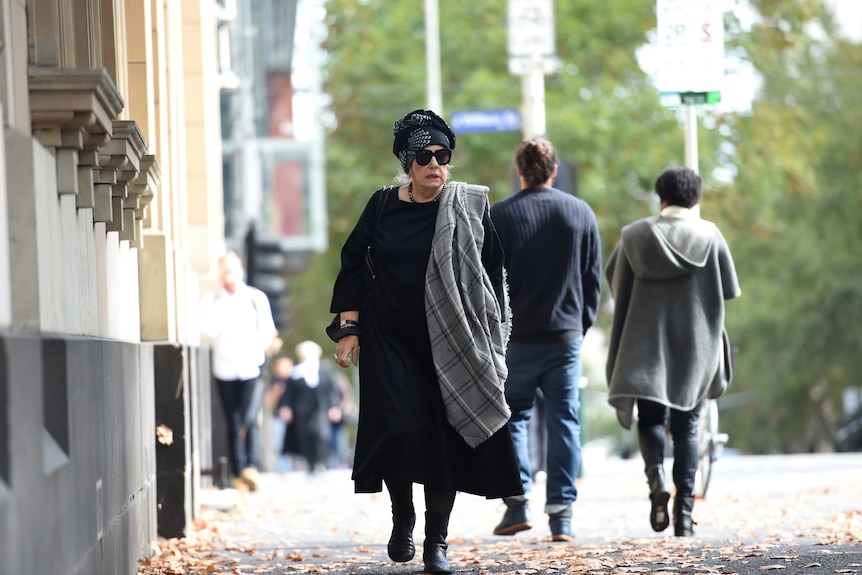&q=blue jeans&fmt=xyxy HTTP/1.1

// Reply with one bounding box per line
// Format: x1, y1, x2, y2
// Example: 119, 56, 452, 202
216, 376, 262, 477
504, 337, 583, 510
